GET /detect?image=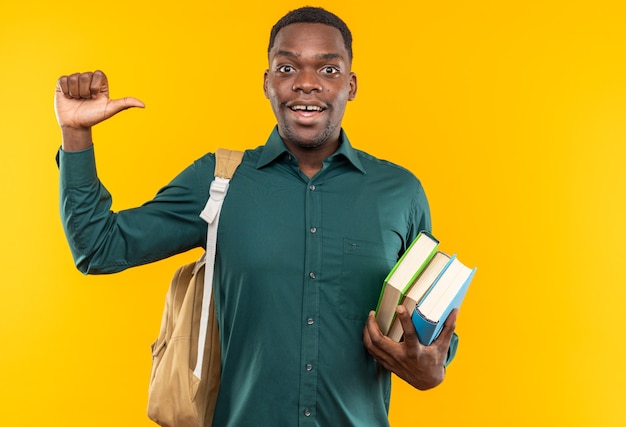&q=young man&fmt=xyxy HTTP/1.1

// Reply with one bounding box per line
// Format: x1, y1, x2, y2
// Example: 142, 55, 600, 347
56, 6, 458, 426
